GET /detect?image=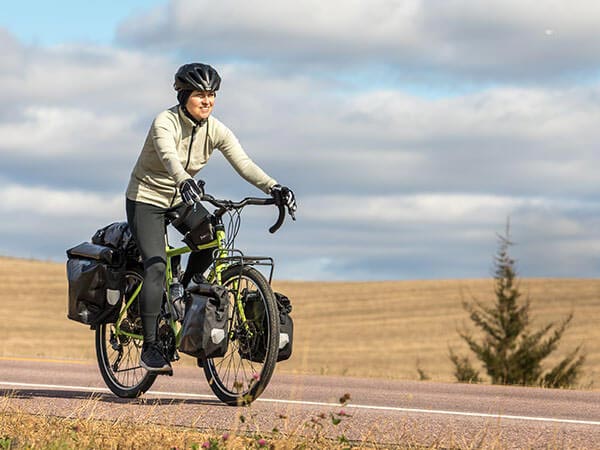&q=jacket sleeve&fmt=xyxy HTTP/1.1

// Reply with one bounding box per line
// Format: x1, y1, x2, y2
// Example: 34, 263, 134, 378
214, 121, 278, 194
151, 112, 190, 186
